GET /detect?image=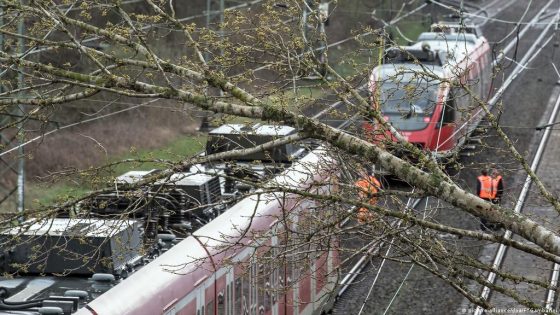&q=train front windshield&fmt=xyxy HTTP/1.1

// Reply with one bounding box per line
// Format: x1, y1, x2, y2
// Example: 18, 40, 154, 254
375, 80, 439, 131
